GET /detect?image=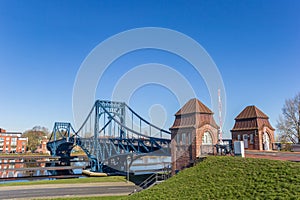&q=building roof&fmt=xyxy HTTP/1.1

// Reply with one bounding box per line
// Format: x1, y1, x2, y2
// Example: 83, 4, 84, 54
231, 105, 274, 131
175, 98, 213, 116
0, 132, 22, 134
0, 132, 22, 136
170, 98, 218, 130
235, 105, 269, 120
